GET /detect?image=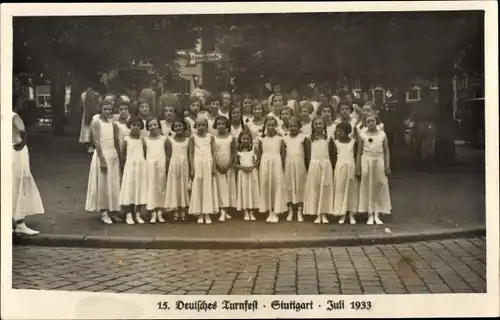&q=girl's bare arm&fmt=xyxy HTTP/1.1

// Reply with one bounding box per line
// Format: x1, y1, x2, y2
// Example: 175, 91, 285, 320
91, 120, 105, 163
383, 133, 391, 169
331, 140, 338, 169
188, 137, 195, 176
280, 139, 287, 169
165, 138, 172, 170
229, 137, 237, 167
